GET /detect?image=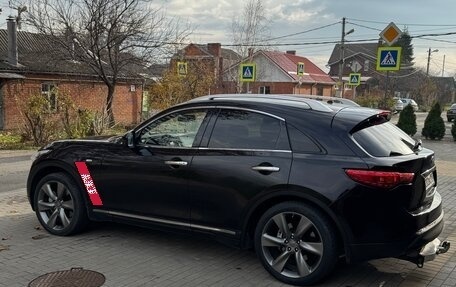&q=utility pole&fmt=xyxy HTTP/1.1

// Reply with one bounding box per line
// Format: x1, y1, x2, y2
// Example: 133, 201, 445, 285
426, 47, 439, 76
442, 55, 445, 77
337, 17, 354, 98
337, 17, 346, 98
